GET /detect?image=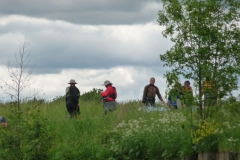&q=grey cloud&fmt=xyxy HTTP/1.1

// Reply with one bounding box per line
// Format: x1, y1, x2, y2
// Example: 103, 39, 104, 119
0, 0, 162, 24
0, 16, 172, 74
0, 0, 170, 103
29, 47, 167, 74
